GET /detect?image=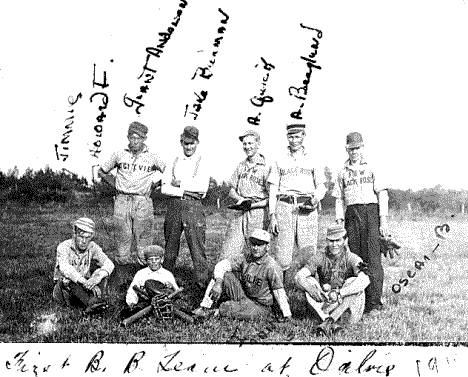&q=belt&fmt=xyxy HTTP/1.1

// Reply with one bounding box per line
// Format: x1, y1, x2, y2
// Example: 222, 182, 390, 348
278, 195, 312, 205
116, 193, 149, 199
